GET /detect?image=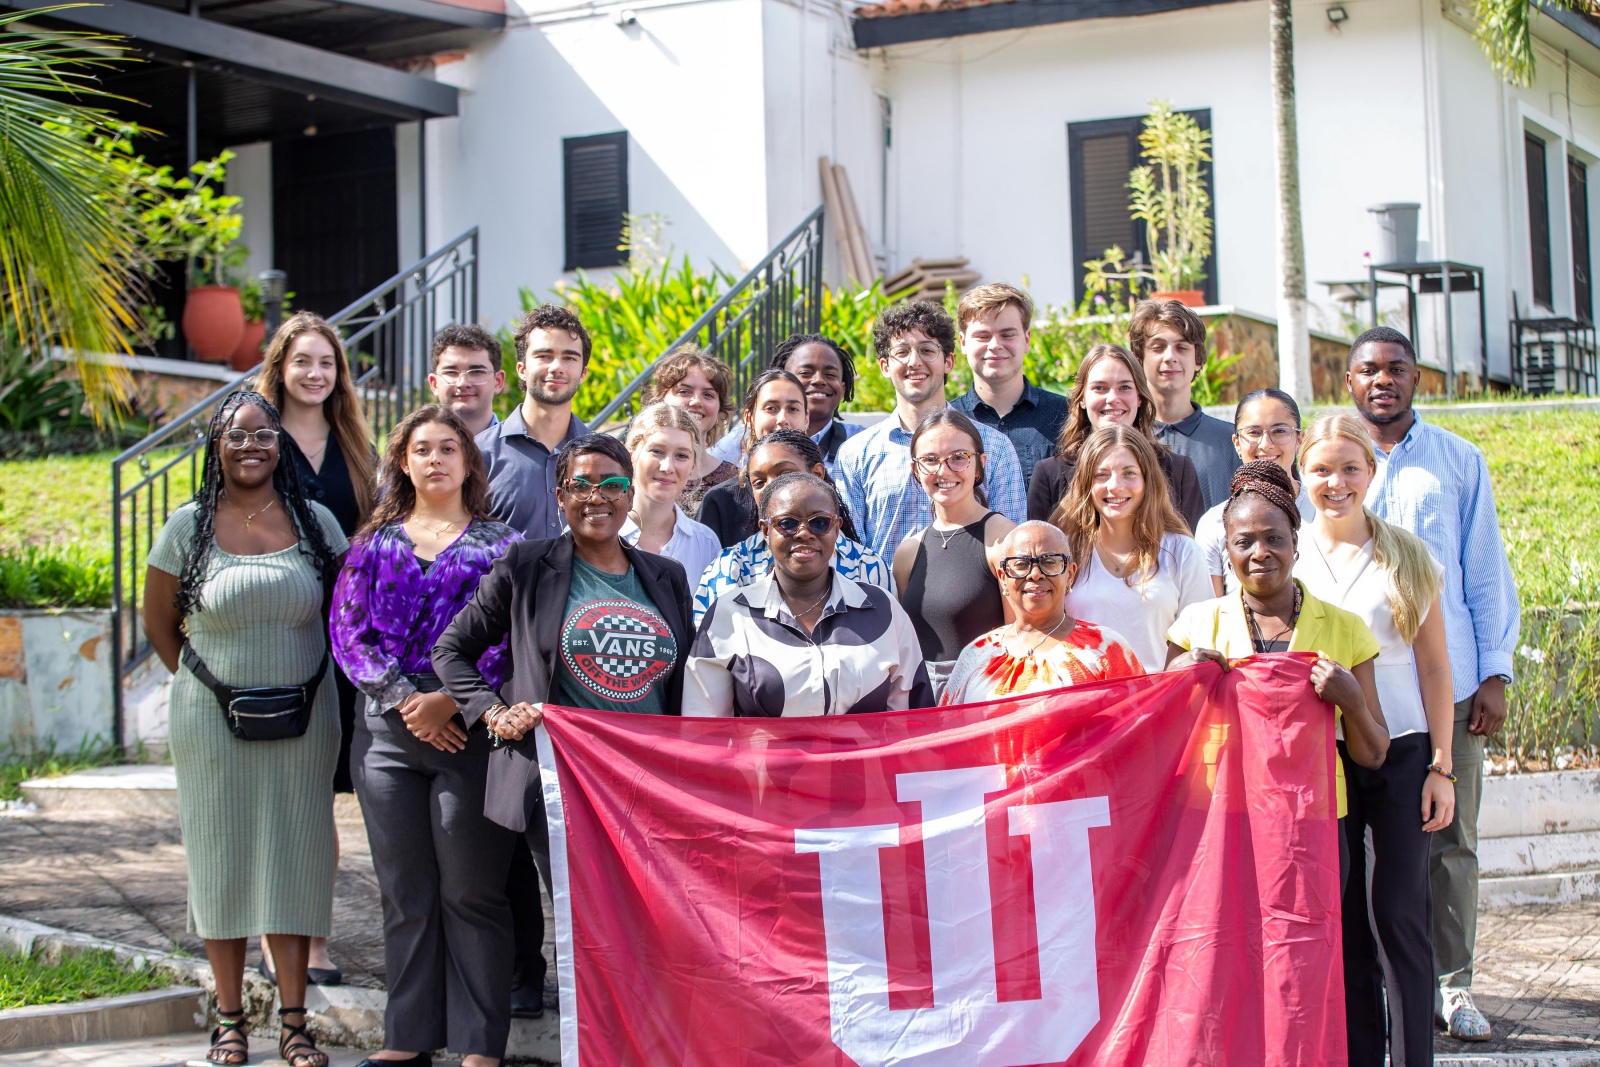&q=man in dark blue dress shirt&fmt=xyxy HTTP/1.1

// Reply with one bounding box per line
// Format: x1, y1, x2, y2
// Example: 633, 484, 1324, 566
949, 283, 1068, 491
